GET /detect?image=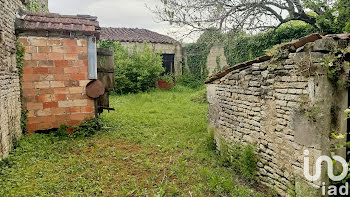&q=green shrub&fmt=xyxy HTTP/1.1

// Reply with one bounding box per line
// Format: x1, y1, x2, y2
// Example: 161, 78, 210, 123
176, 74, 203, 89
218, 141, 257, 183
190, 88, 207, 104
99, 41, 164, 94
